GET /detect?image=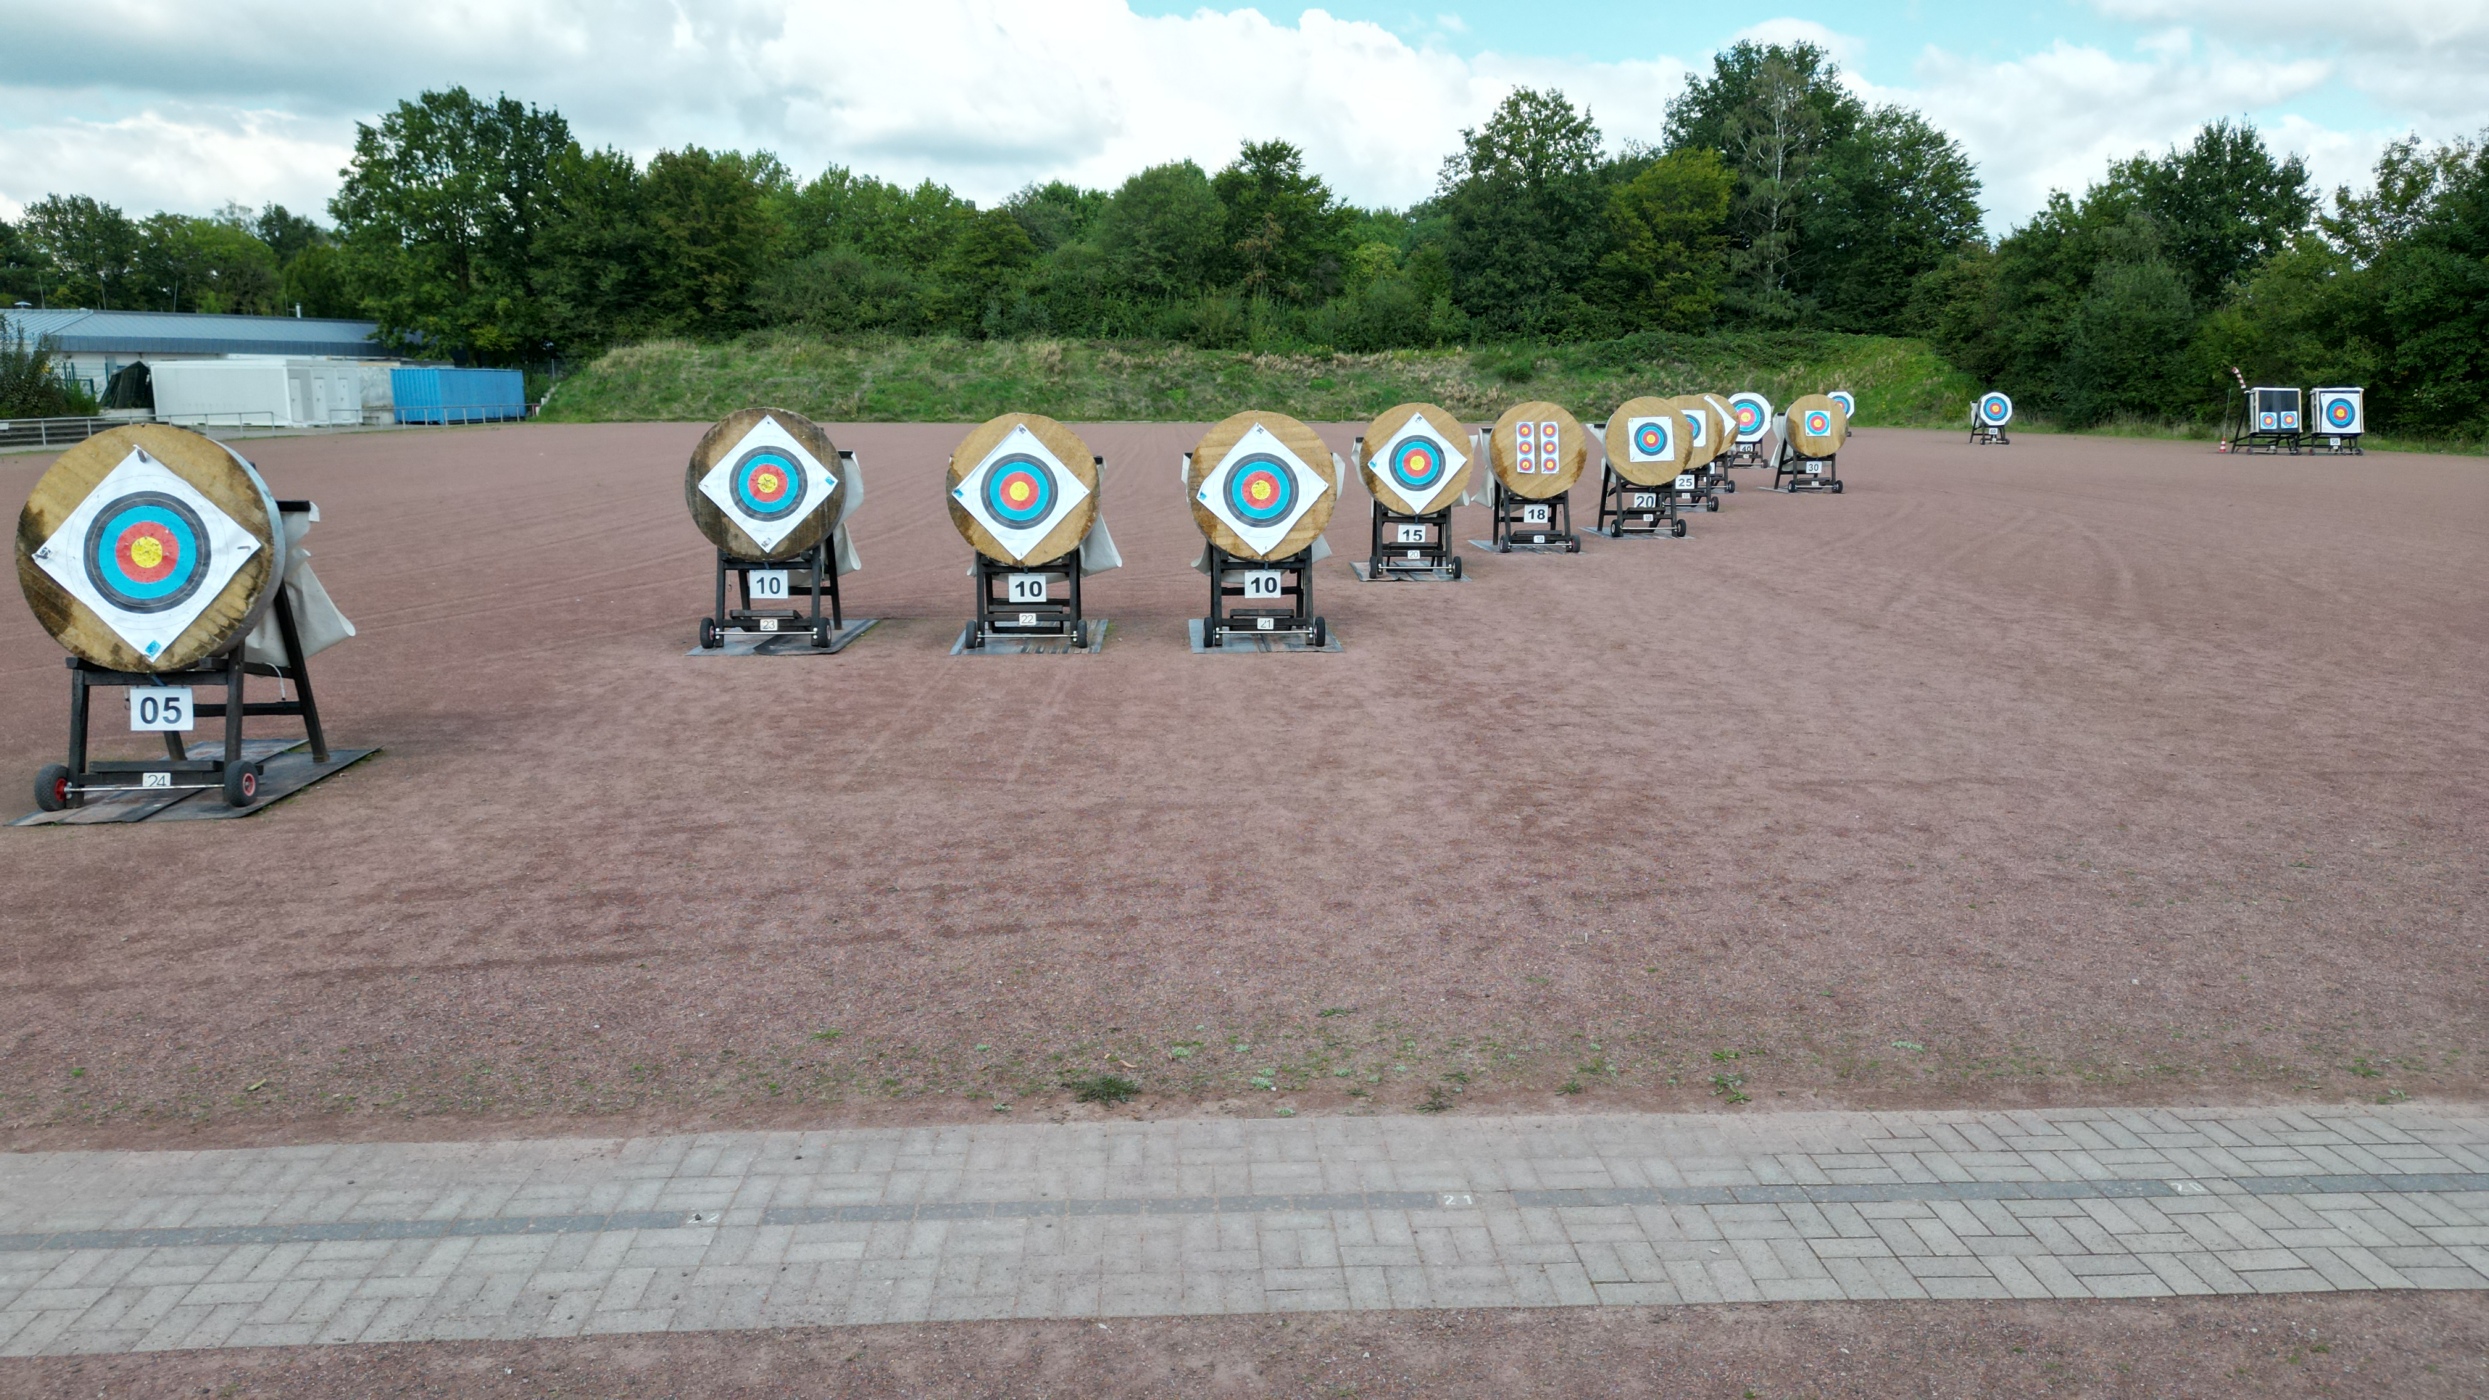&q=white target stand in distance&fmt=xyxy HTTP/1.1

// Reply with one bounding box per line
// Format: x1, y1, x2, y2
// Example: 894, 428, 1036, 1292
1971, 392, 2013, 445
2311, 387, 2365, 455
947, 412, 1119, 652
1721, 392, 1775, 471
